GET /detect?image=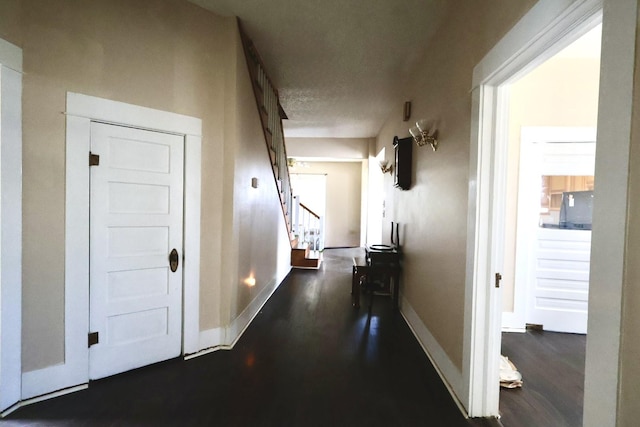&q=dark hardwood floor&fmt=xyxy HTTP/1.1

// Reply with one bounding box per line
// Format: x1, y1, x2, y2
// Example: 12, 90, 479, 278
5, 248, 498, 427
500, 329, 586, 427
